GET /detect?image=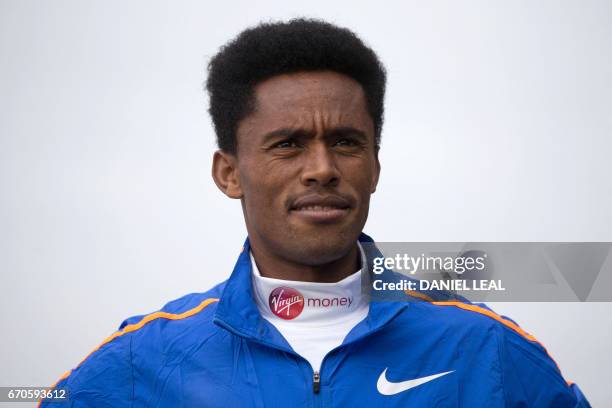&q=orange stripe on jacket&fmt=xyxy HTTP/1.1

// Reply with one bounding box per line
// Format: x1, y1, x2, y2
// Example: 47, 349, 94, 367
431, 301, 538, 341
37, 297, 220, 407
430, 301, 572, 386
404, 289, 435, 302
